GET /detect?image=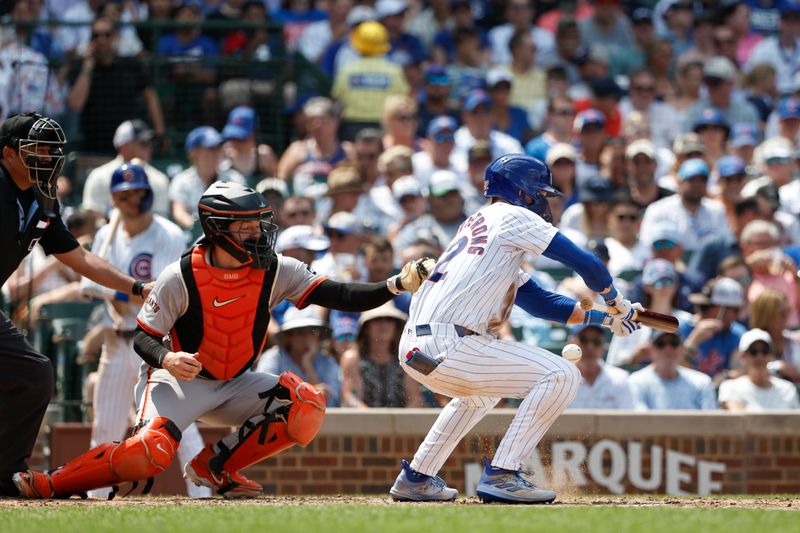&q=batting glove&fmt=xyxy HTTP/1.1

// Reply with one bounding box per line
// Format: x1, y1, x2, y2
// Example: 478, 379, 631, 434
602, 285, 634, 319
584, 303, 643, 337
388, 257, 436, 295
